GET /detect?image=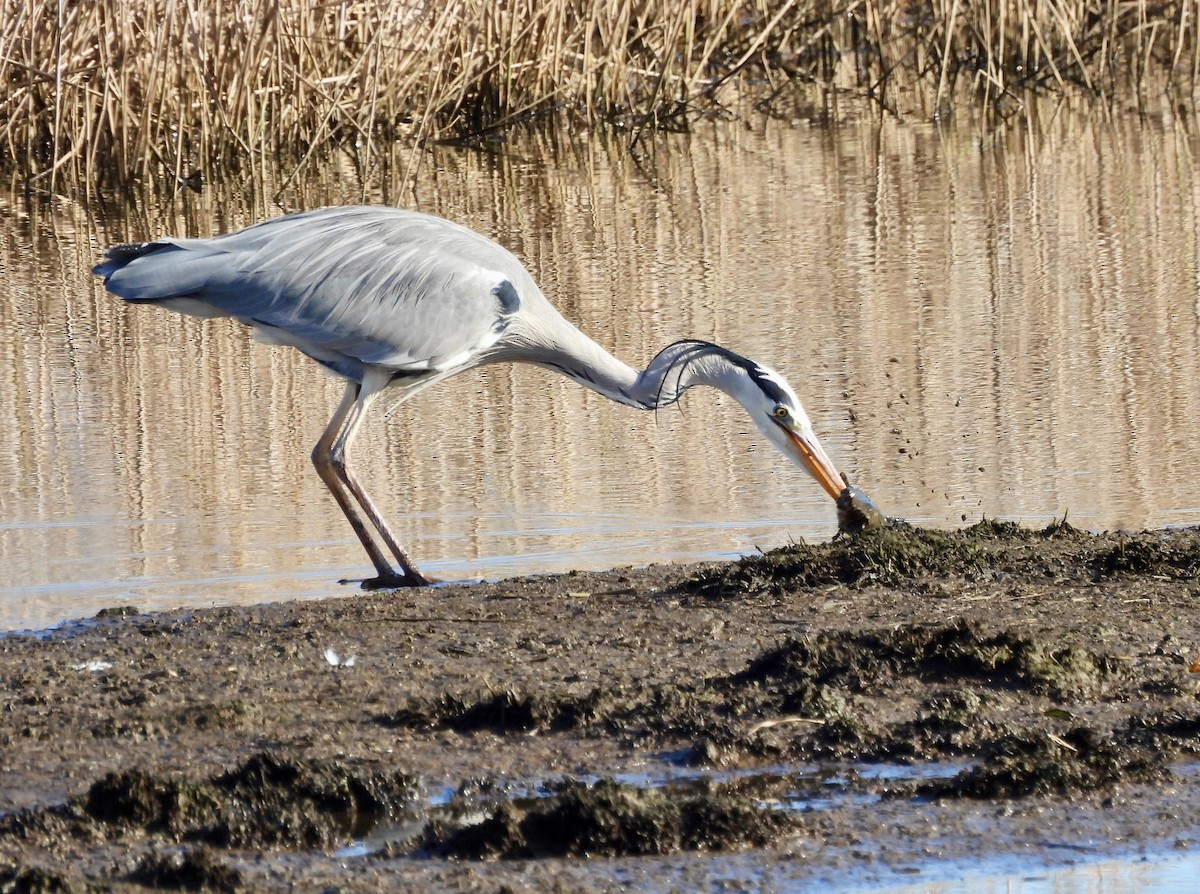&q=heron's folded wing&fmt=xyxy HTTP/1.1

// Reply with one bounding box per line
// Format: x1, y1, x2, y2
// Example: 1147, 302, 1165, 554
97, 207, 528, 373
